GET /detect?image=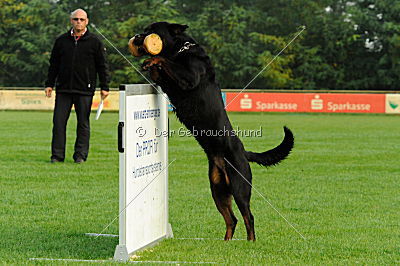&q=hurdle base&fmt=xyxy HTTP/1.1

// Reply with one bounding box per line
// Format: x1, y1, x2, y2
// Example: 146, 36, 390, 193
167, 223, 174, 238
113, 224, 173, 263
113, 244, 129, 262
